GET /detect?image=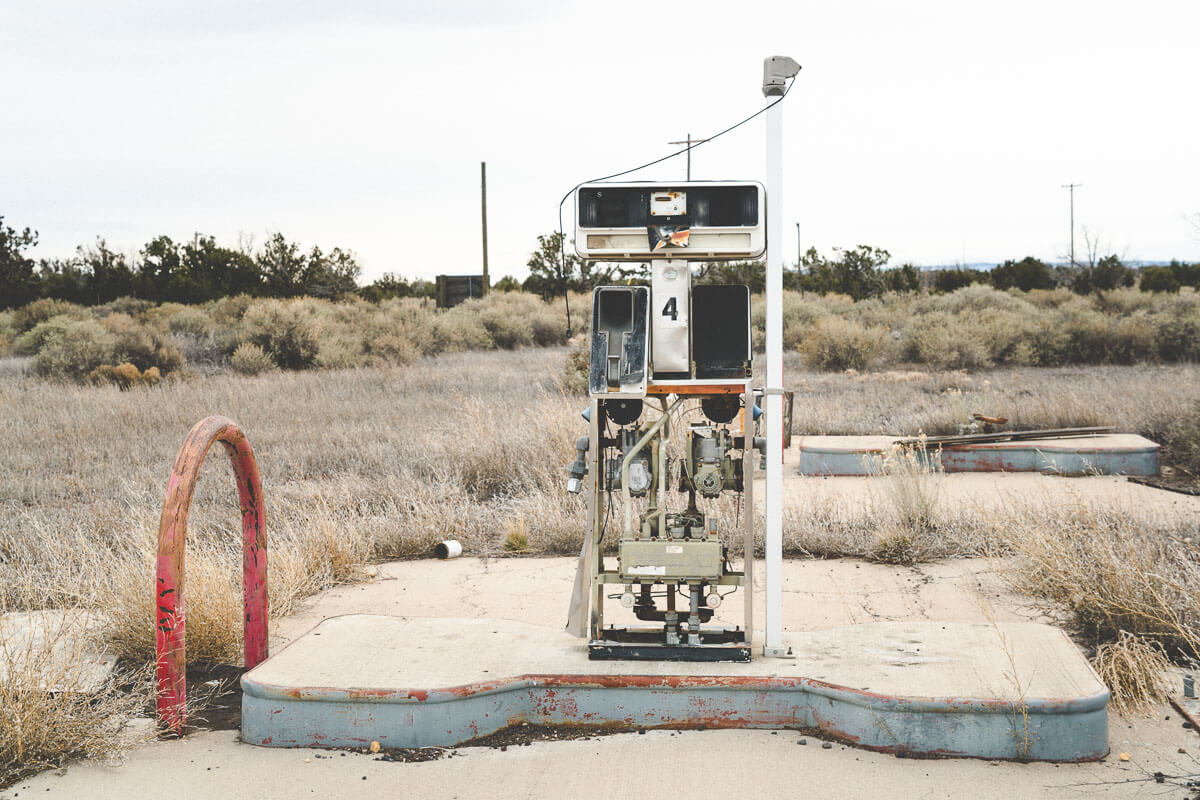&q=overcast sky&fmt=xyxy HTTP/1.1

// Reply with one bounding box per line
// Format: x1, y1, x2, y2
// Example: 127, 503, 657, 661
3, 0, 1198, 282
